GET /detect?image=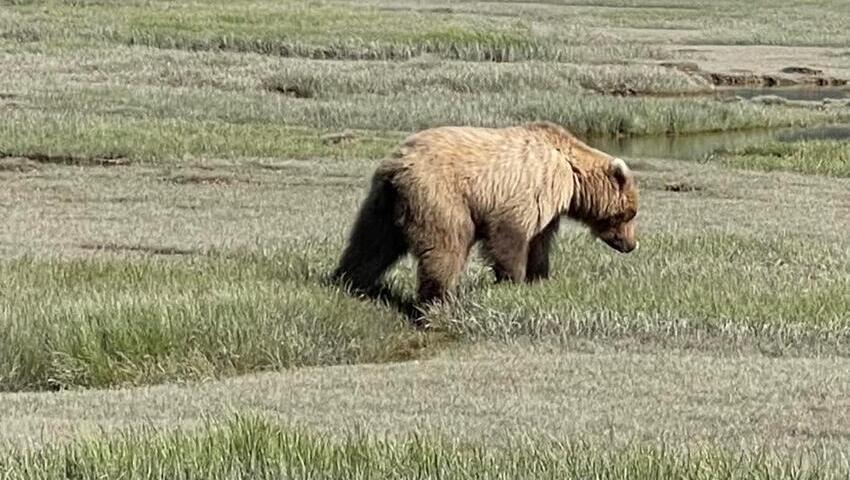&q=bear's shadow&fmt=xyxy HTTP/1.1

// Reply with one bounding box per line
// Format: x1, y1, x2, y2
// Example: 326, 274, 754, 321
321, 274, 426, 327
